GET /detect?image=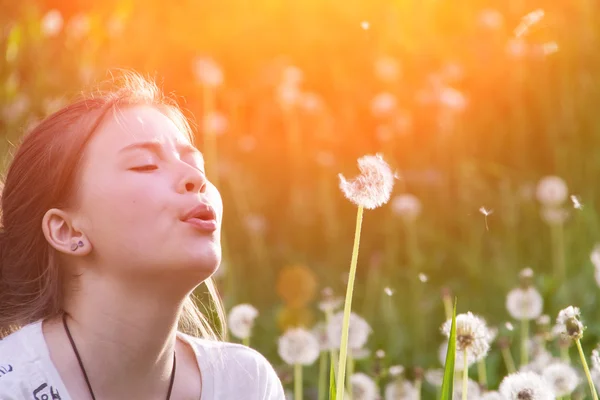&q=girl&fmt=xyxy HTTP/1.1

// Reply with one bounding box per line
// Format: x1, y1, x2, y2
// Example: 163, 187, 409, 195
0, 73, 285, 399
